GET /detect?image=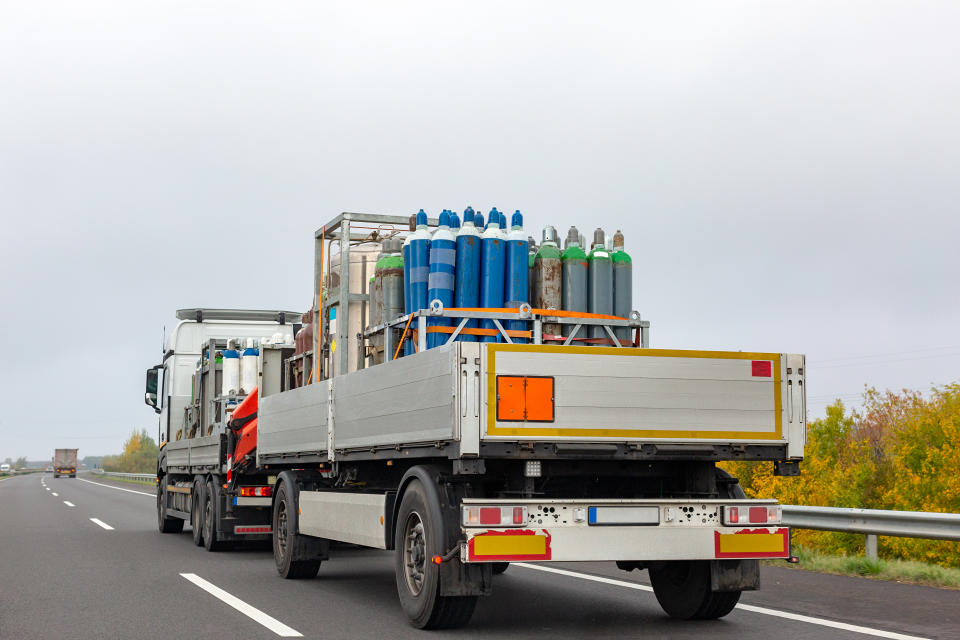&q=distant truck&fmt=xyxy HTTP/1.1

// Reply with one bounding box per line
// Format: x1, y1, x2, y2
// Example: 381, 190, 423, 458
0, 463, 10, 473
54, 449, 78, 478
